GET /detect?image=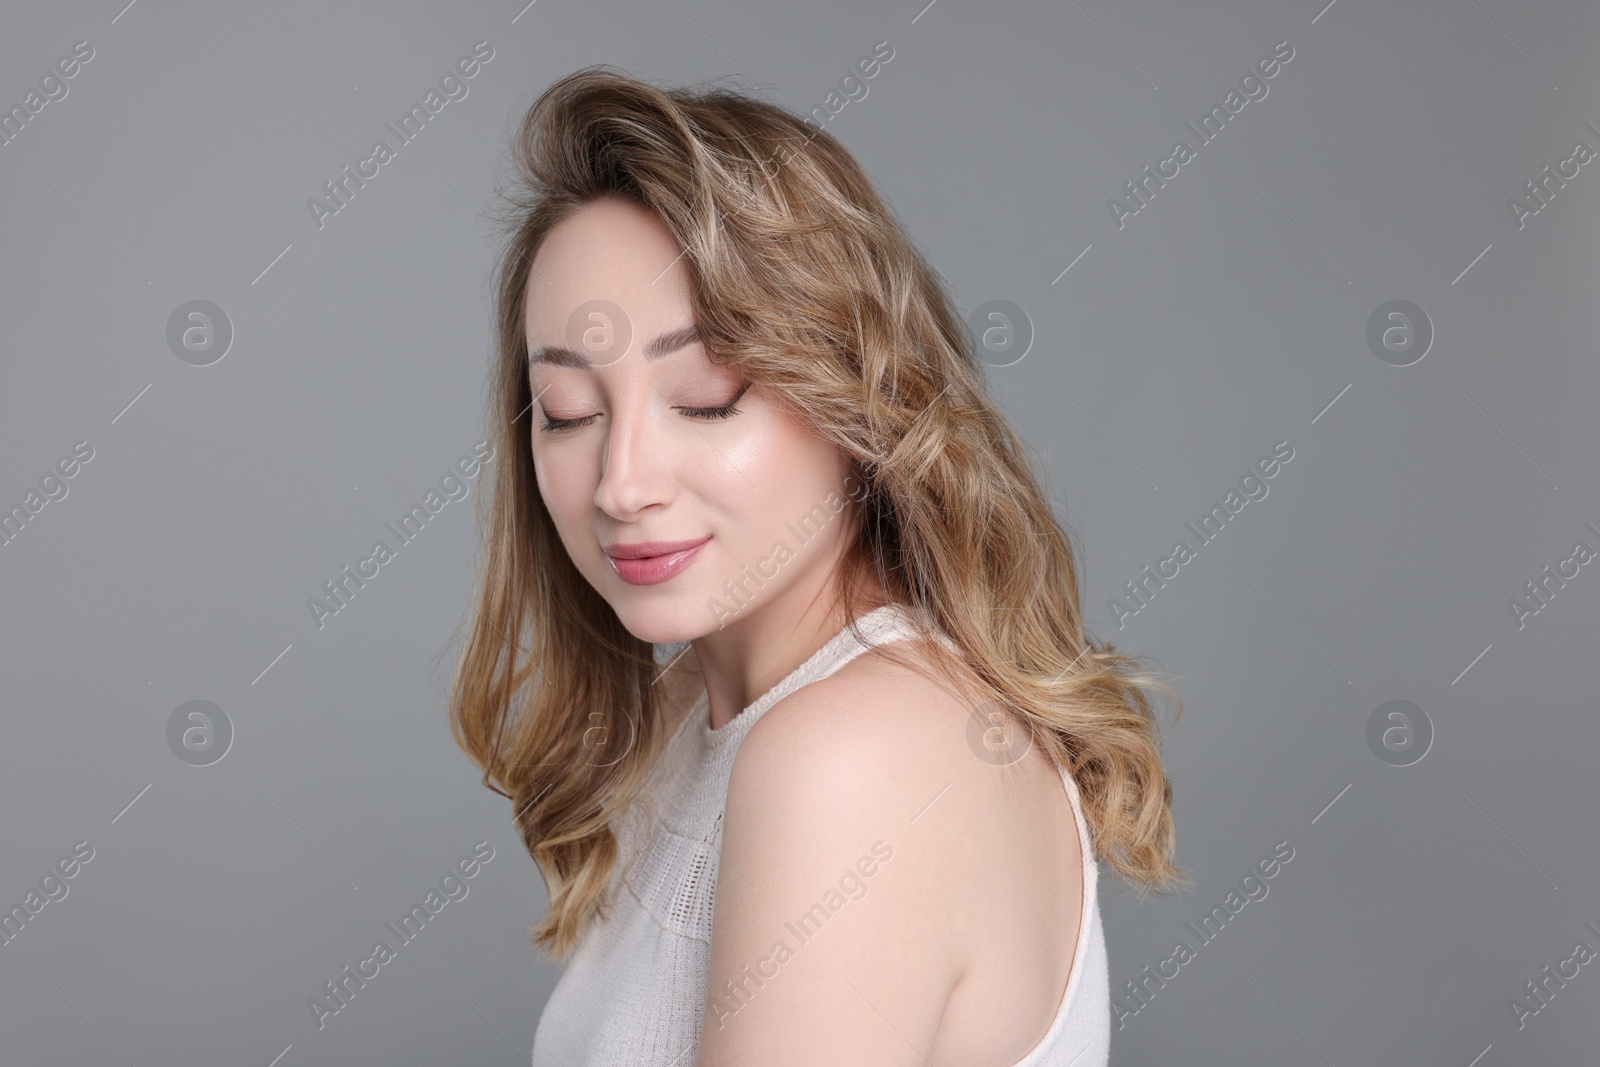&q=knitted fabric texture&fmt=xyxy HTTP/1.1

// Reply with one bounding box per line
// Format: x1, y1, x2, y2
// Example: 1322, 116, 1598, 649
530, 603, 1110, 1065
